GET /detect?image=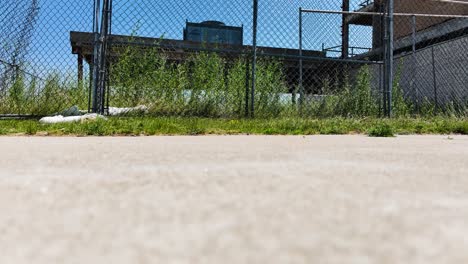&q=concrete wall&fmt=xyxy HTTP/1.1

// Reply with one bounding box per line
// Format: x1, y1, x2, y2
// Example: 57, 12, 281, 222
390, 36, 468, 105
